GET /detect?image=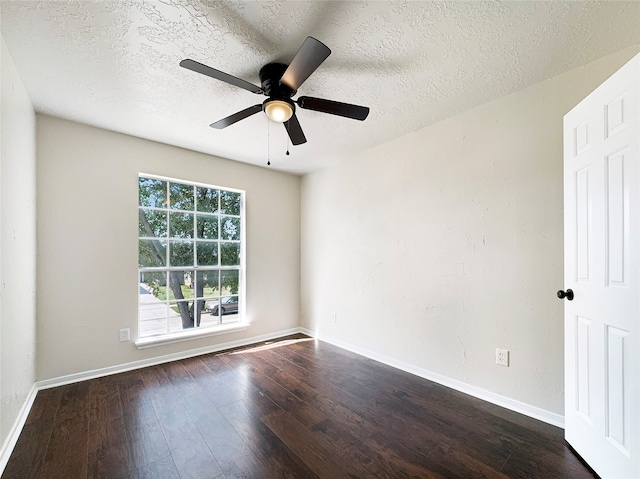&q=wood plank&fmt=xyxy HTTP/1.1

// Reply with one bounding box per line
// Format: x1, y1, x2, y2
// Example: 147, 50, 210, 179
197, 354, 253, 408
86, 377, 135, 478
1, 388, 62, 479
88, 415, 134, 478
122, 402, 171, 470
183, 393, 265, 479
121, 368, 172, 470
117, 369, 153, 413
161, 359, 205, 398
152, 395, 223, 479
219, 399, 320, 479
39, 381, 90, 479
134, 455, 180, 479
